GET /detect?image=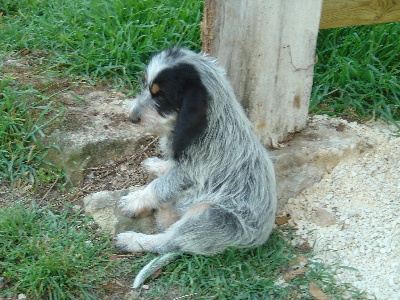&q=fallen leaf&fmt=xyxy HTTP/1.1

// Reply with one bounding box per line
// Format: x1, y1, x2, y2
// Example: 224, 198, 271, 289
275, 214, 291, 225
108, 254, 137, 260
309, 282, 329, 300
109, 254, 124, 260
283, 267, 308, 281
102, 281, 117, 290
317, 103, 328, 108
290, 255, 309, 266
335, 123, 346, 132
151, 268, 163, 279
296, 241, 312, 253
